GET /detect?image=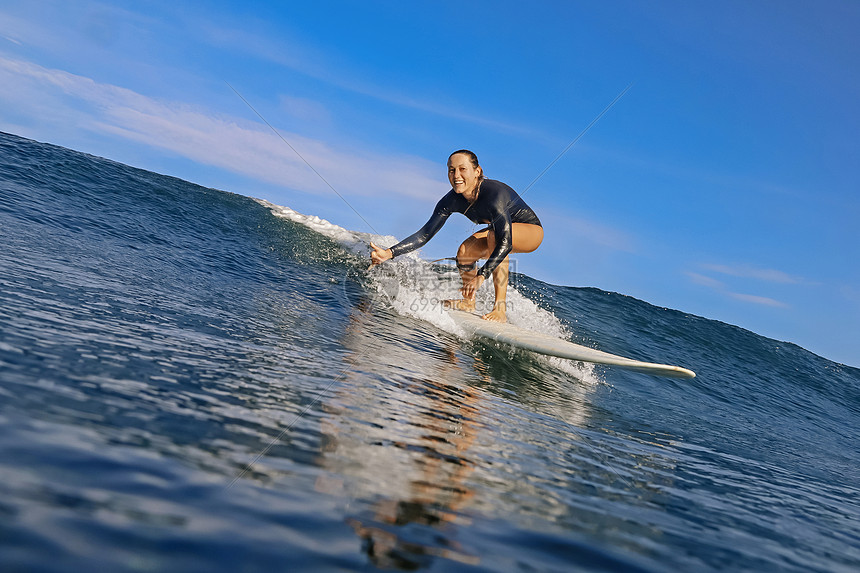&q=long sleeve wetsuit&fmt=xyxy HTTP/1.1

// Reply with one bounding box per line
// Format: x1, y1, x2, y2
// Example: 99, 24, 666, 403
389, 179, 541, 280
